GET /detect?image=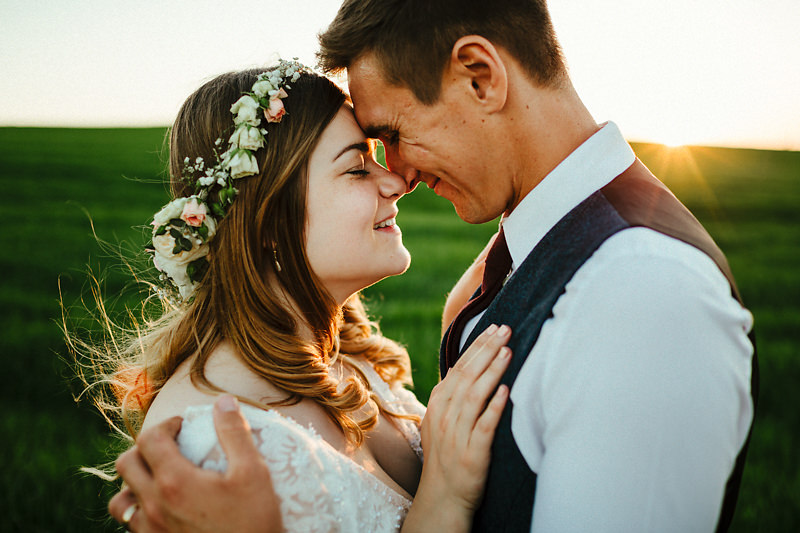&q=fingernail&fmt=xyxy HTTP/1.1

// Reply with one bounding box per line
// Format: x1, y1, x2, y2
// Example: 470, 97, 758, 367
499, 347, 511, 359
497, 325, 511, 337
217, 395, 239, 412
486, 324, 498, 335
